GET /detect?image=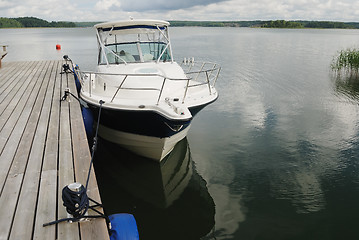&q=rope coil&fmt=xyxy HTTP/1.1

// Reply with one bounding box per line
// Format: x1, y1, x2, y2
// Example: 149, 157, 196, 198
62, 183, 89, 219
